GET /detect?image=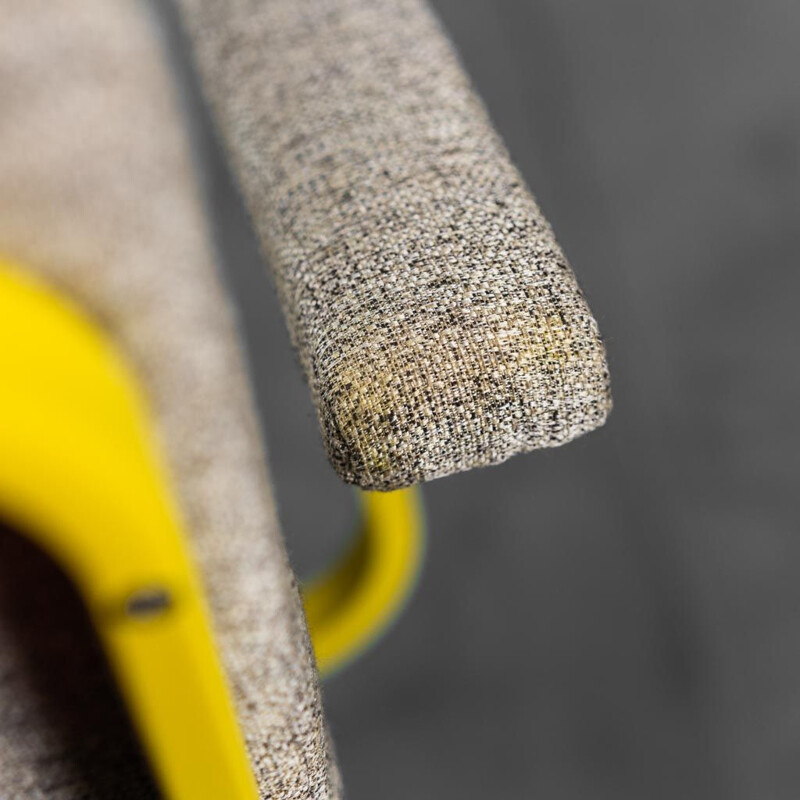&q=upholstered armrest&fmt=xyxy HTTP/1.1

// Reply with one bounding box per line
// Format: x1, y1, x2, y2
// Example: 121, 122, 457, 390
178, 0, 612, 490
